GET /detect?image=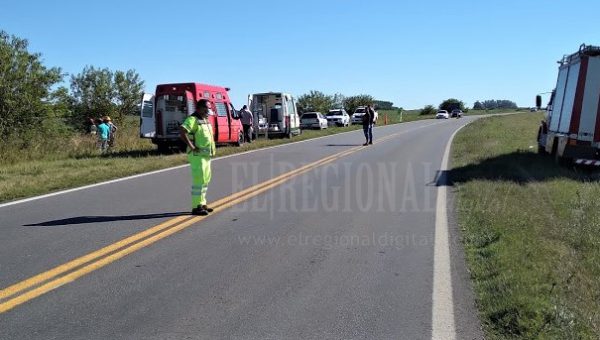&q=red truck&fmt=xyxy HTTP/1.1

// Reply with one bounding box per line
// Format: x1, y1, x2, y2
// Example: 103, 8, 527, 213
140, 83, 244, 151
537, 44, 600, 165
